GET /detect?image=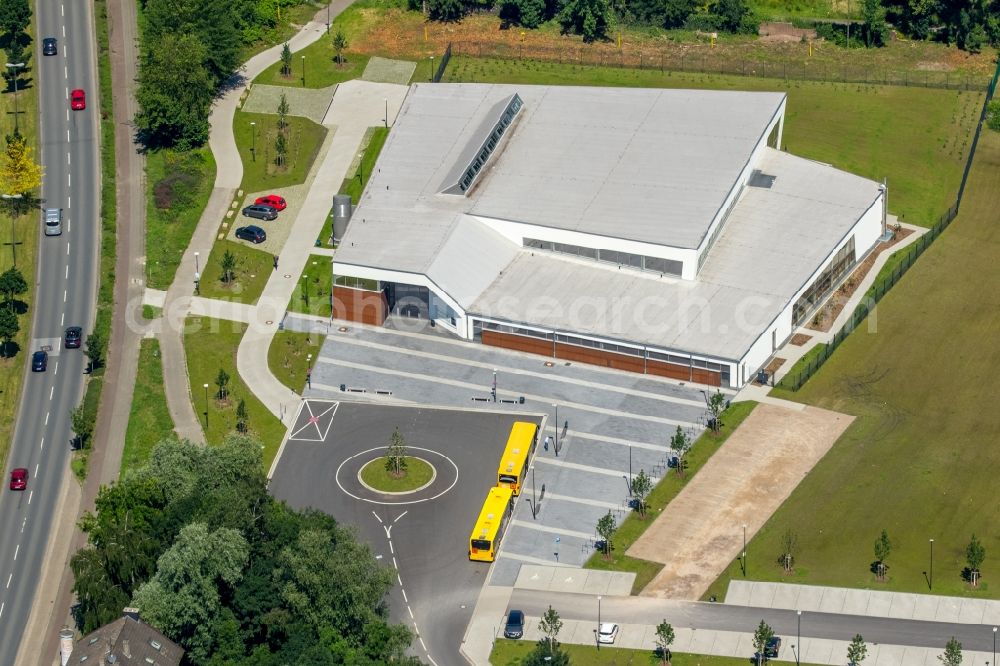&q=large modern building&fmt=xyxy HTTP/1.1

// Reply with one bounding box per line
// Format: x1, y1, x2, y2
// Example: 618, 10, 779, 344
331, 83, 885, 387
